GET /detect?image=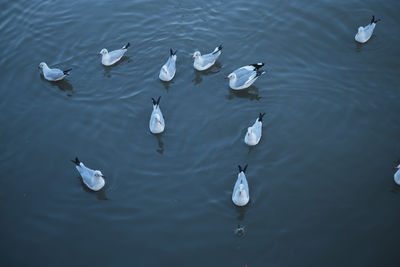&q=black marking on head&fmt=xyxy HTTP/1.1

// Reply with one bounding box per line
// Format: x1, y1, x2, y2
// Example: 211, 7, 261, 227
71, 157, 80, 166
258, 112, 266, 122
